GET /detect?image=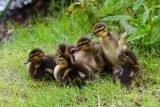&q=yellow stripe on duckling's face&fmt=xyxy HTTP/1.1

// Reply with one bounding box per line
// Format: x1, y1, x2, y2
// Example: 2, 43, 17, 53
78, 41, 94, 51
93, 27, 108, 38
93, 26, 105, 34
77, 39, 90, 47
29, 52, 44, 62
29, 52, 40, 58
96, 28, 108, 38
